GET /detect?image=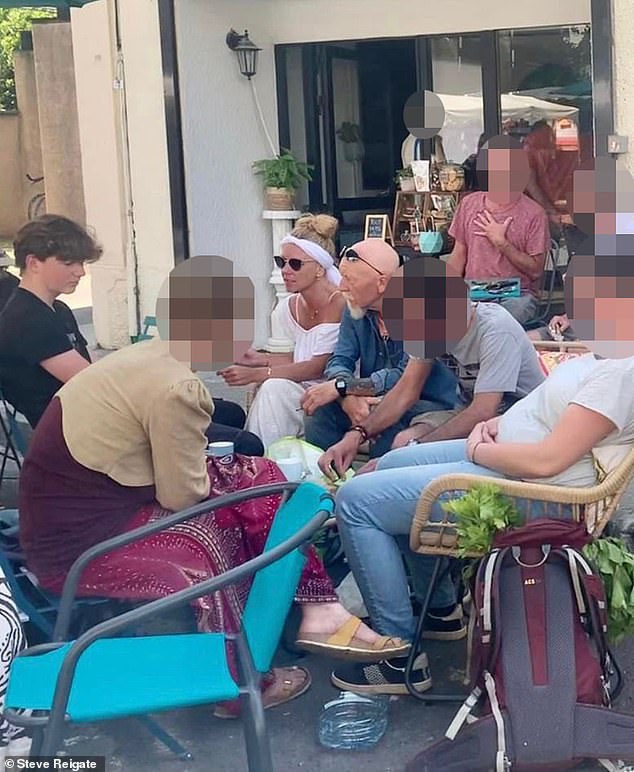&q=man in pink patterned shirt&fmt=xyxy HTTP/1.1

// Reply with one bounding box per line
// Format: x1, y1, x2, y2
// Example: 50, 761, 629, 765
448, 135, 550, 325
